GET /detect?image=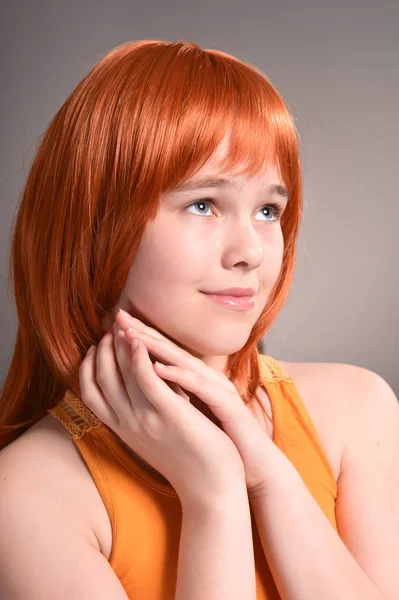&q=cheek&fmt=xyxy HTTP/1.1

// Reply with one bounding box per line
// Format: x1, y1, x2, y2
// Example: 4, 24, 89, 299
125, 226, 211, 300
262, 229, 284, 281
